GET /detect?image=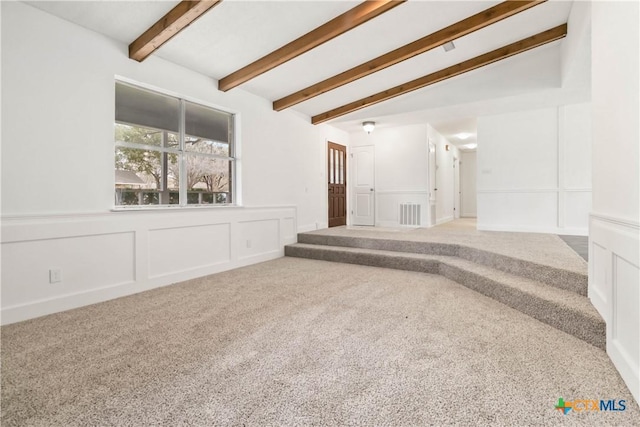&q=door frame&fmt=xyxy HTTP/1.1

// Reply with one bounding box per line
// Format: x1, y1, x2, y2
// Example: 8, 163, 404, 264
350, 144, 376, 226
428, 139, 437, 227
453, 156, 460, 219
327, 141, 347, 227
